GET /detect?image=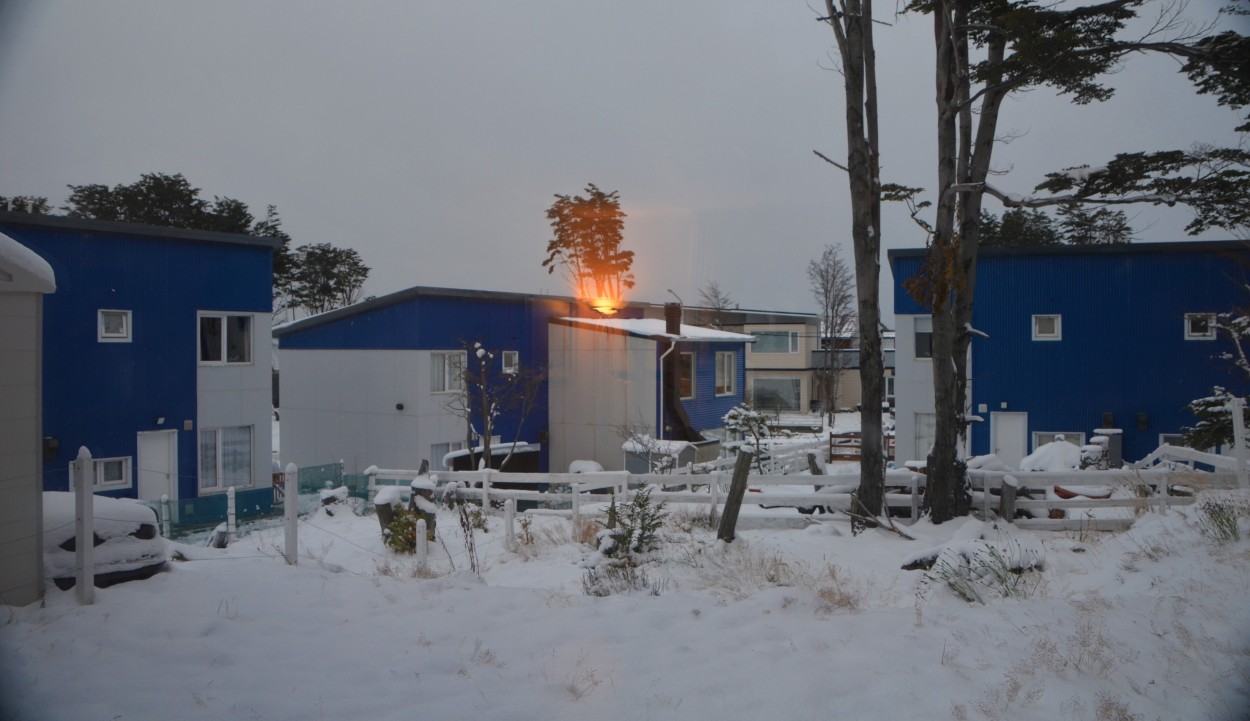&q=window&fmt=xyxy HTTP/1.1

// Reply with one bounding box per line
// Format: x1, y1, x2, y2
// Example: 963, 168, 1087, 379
678, 352, 695, 399
1032, 314, 1062, 341
715, 351, 736, 396
199, 426, 253, 492
98, 309, 132, 342
752, 331, 799, 353
1185, 313, 1217, 340
885, 374, 895, 405
431, 441, 468, 470
752, 378, 801, 412
431, 351, 466, 393
199, 313, 252, 363
914, 413, 936, 460
69, 456, 132, 491
913, 317, 933, 359
502, 350, 520, 374
1032, 432, 1085, 449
